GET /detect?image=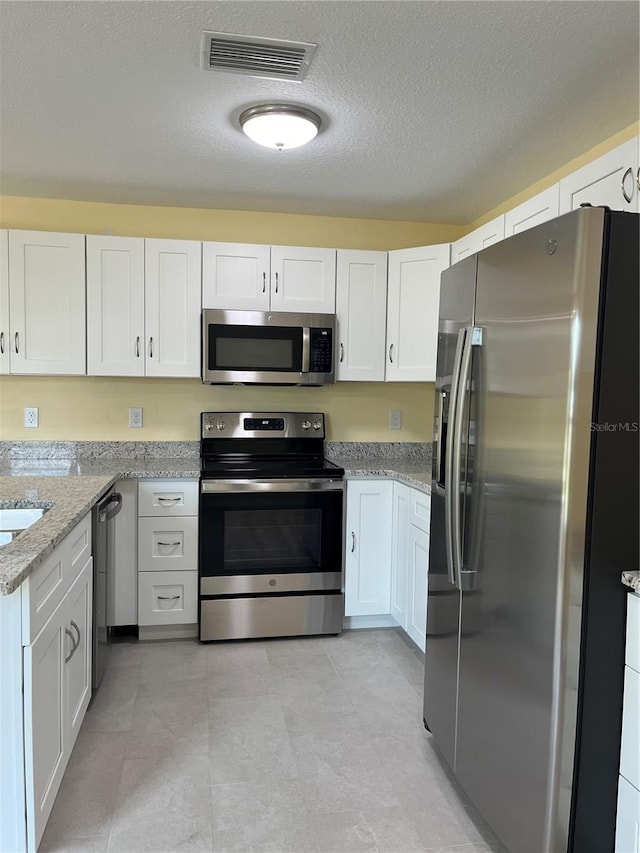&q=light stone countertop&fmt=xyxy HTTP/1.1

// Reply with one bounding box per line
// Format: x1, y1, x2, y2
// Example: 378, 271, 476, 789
0, 475, 115, 595
330, 455, 431, 493
622, 571, 640, 593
